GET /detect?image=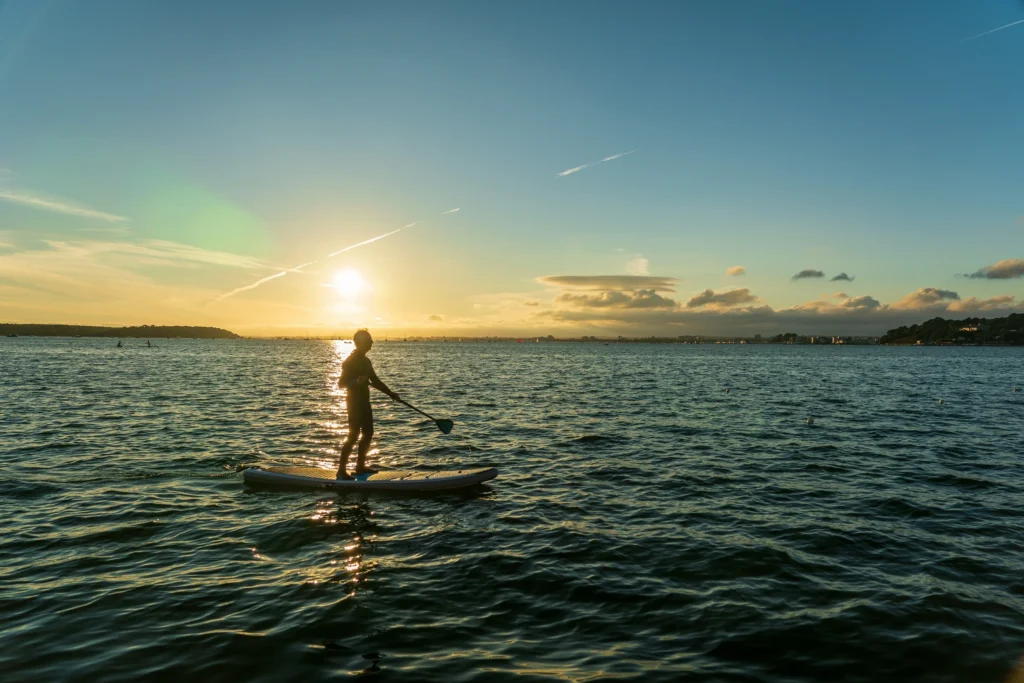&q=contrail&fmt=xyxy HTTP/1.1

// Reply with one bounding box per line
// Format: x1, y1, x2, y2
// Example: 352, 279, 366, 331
212, 221, 434, 303
557, 164, 590, 177
557, 149, 636, 178
212, 261, 315, 303
960, 18, 1024, 42
601, 149, 636, 162
211, 206, 462, 303
327, 228, 404, 257
440, 208, 460, 215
